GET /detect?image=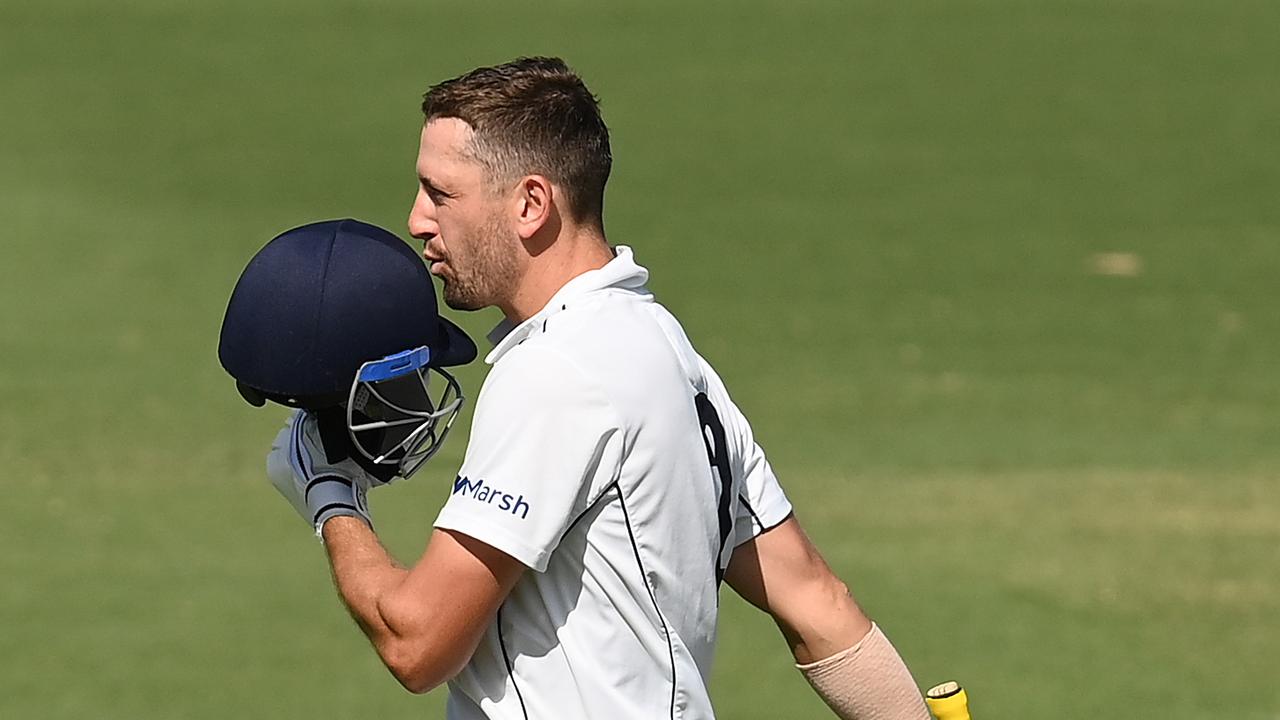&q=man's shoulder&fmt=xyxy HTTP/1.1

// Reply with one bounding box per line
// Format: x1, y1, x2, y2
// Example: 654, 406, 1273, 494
550, 290, 663, 341
483, 339, 581, 384
477, 296, 705, 417
476, 341, 614, 418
